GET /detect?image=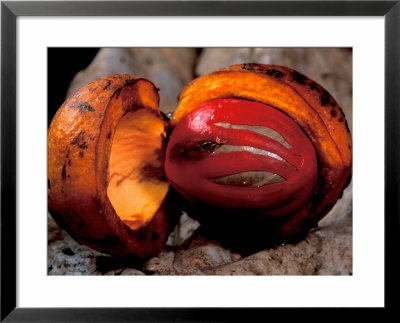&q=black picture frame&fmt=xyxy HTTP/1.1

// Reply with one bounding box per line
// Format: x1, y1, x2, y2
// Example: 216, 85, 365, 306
1, 1, 399, 321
